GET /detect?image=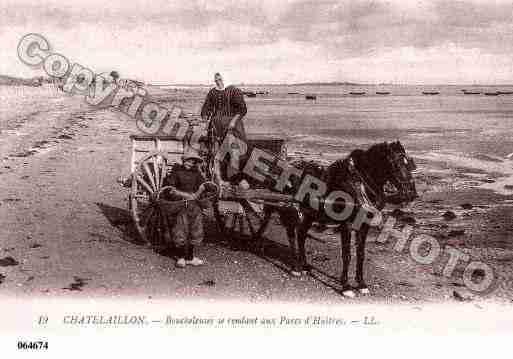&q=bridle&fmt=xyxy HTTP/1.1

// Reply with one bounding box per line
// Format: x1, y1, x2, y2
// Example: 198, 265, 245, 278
386, 148, 416, 200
